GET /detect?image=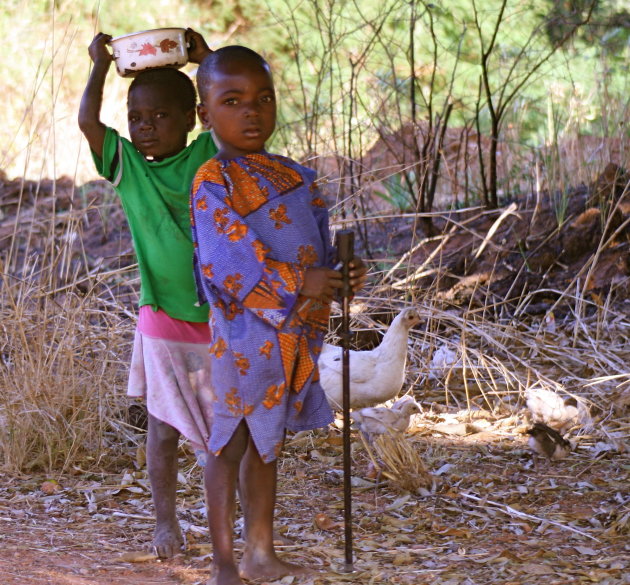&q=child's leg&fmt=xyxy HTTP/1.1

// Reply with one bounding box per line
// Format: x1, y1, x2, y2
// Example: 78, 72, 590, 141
238, 441, 313, 581
204, 421, 249, 585
147, 414, 182, 558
